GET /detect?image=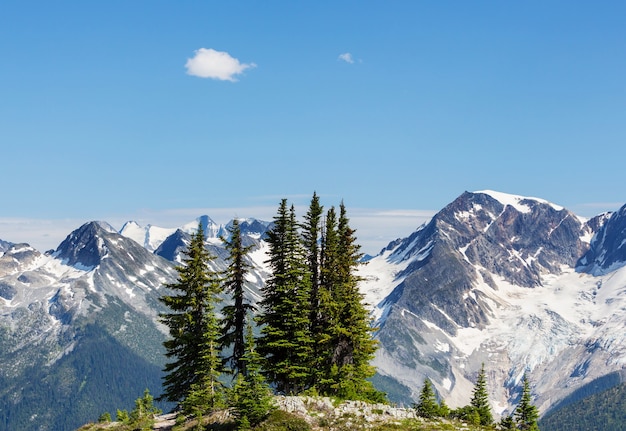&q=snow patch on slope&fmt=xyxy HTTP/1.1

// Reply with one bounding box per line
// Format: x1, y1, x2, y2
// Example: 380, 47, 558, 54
120, 222, 177, 252
476, 190, 564, 213
359, 248, 412, 322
